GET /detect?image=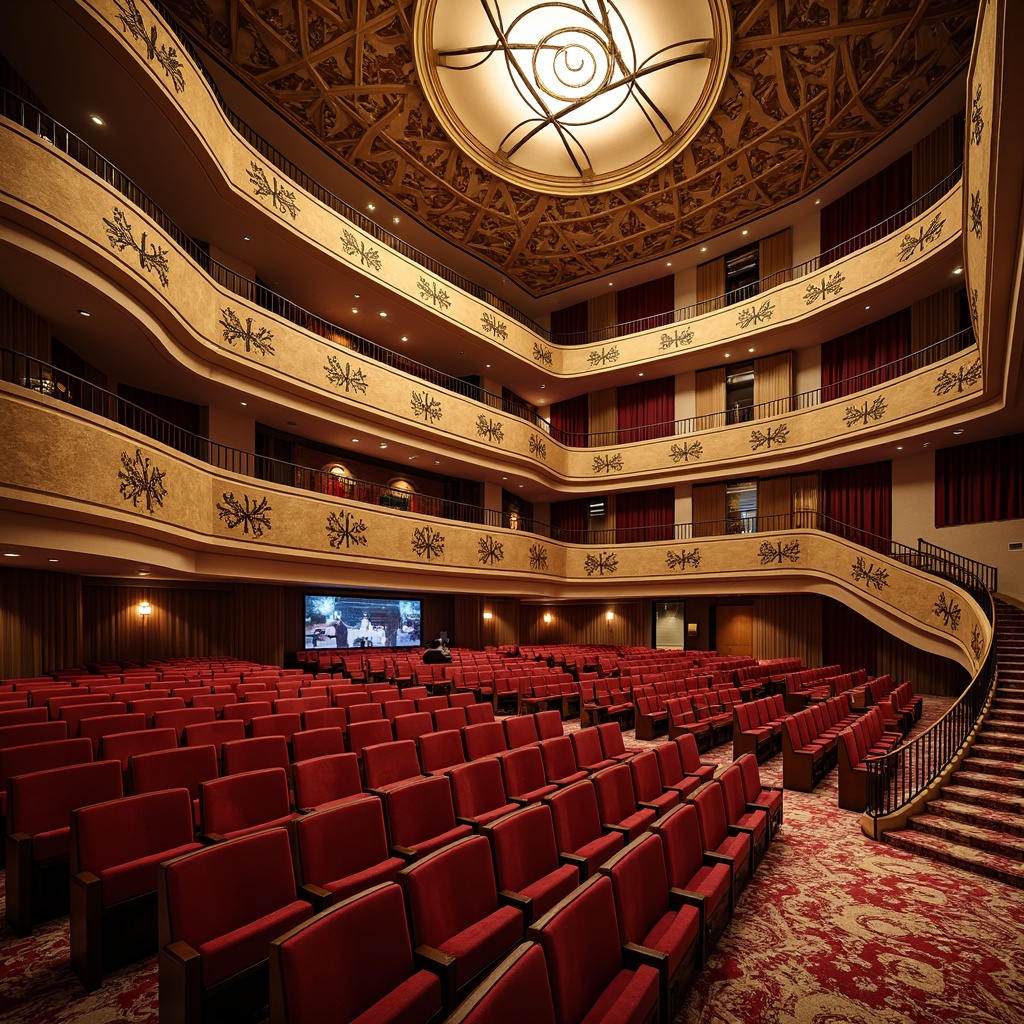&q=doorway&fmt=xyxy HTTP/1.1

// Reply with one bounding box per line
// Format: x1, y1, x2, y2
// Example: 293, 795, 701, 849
714, 605, 753, 657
